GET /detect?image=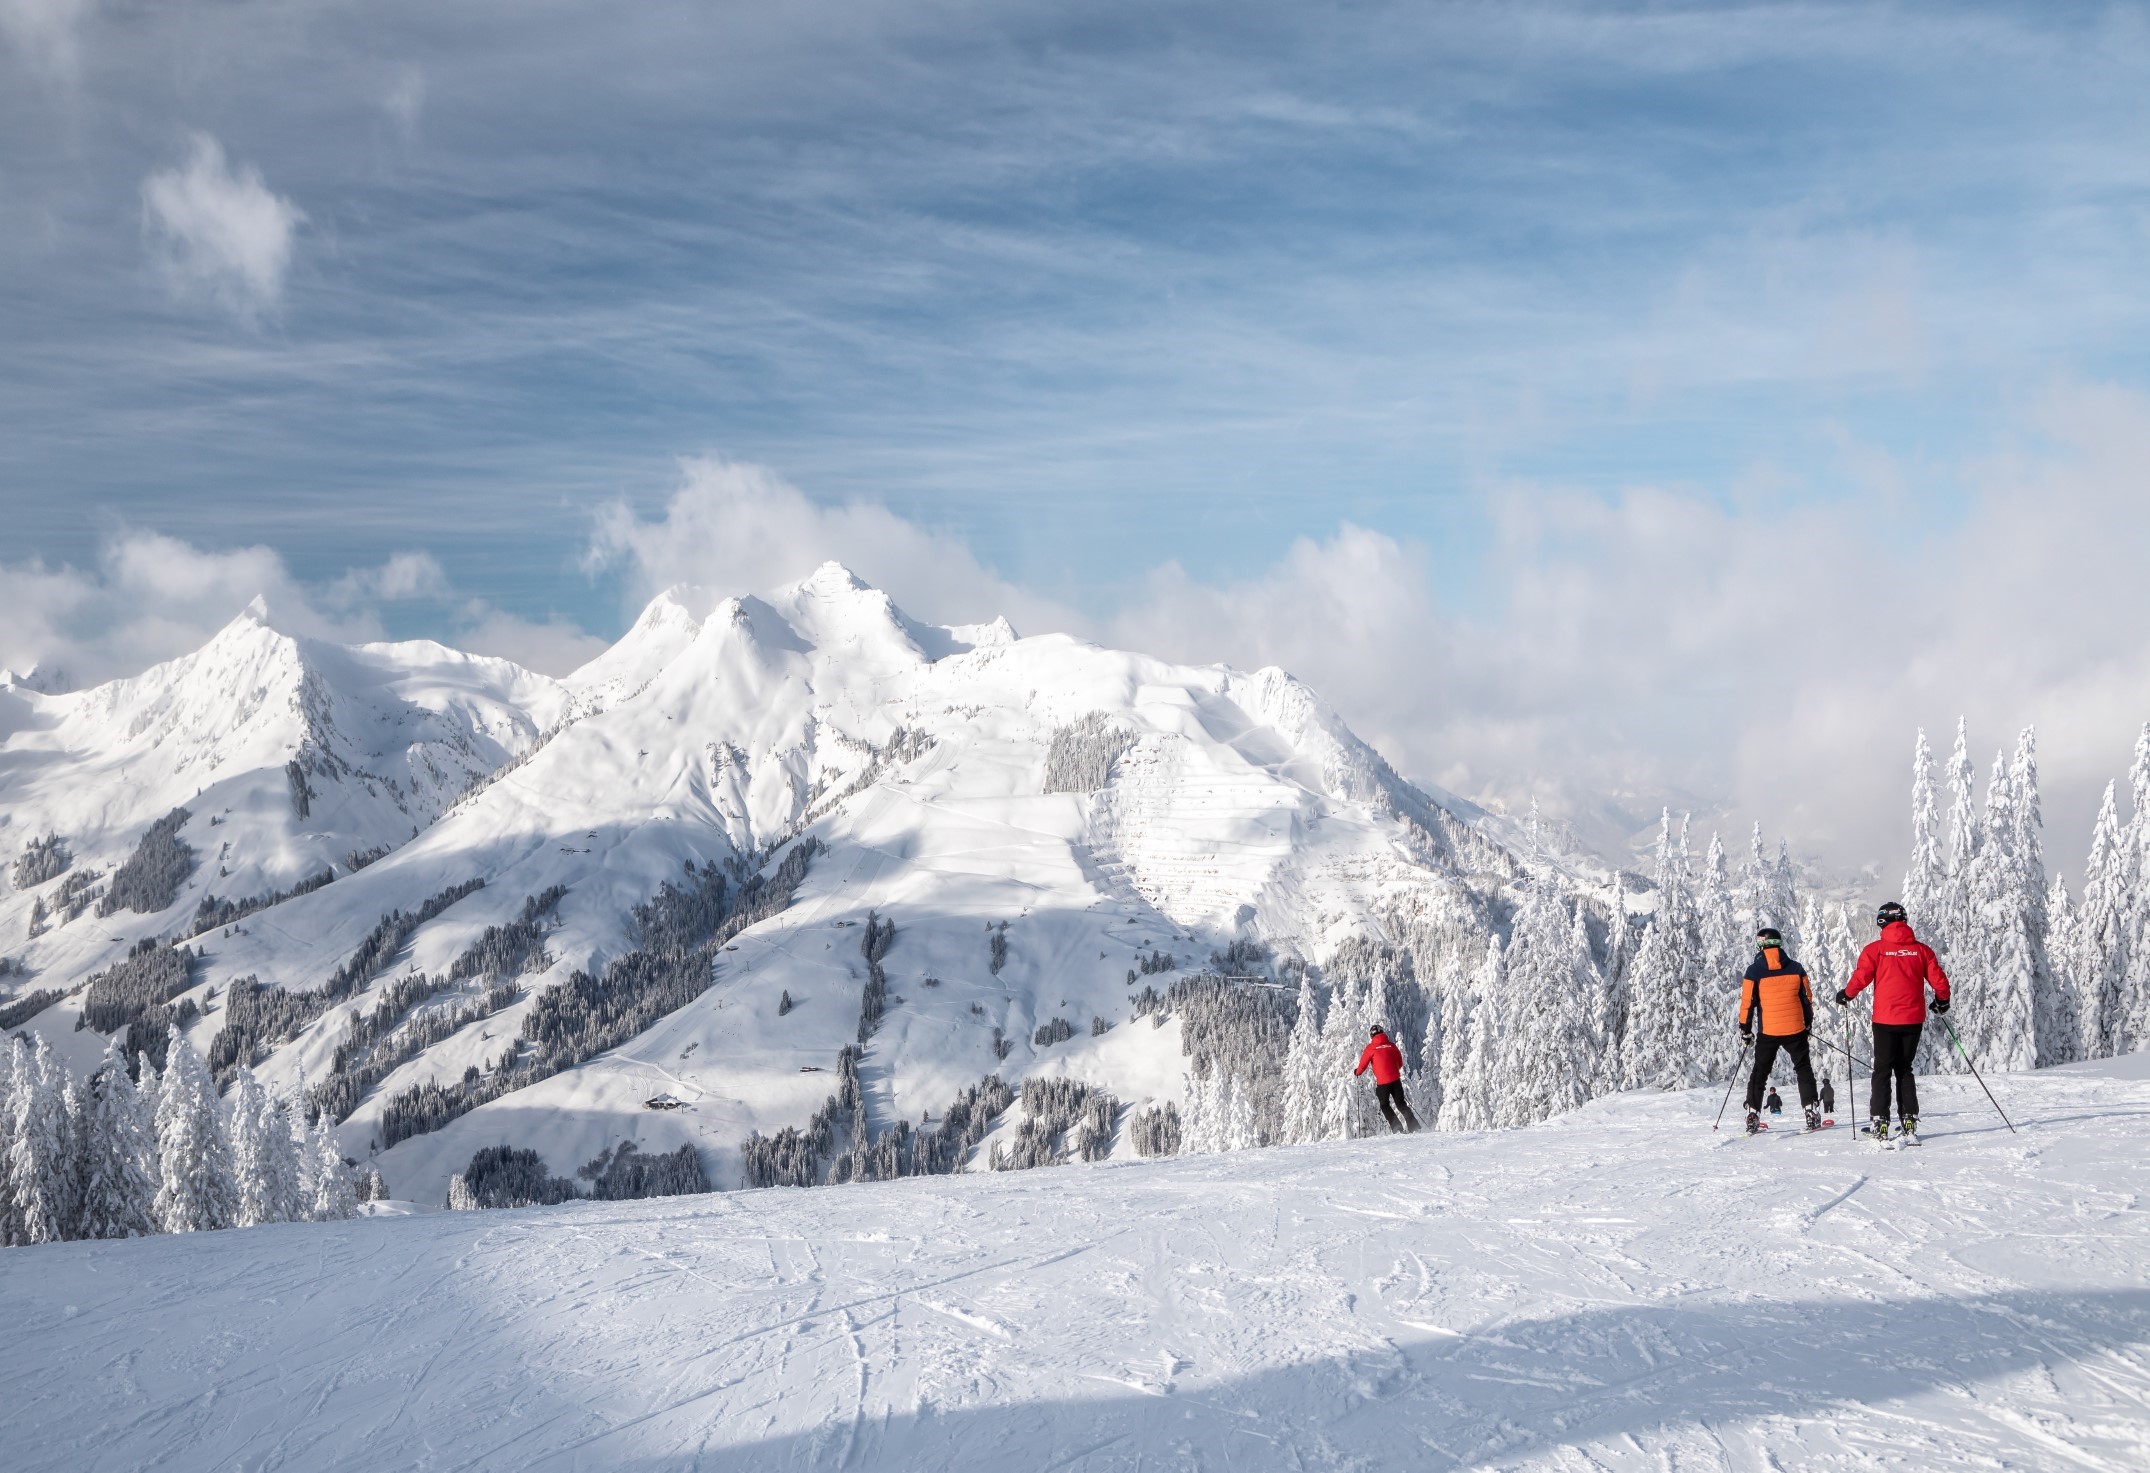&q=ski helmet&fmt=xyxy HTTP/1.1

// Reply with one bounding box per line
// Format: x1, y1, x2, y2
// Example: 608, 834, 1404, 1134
1369, 1023, 1386, 1037
1875, 901, 1907, 927
1755, 927, 1783, 948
